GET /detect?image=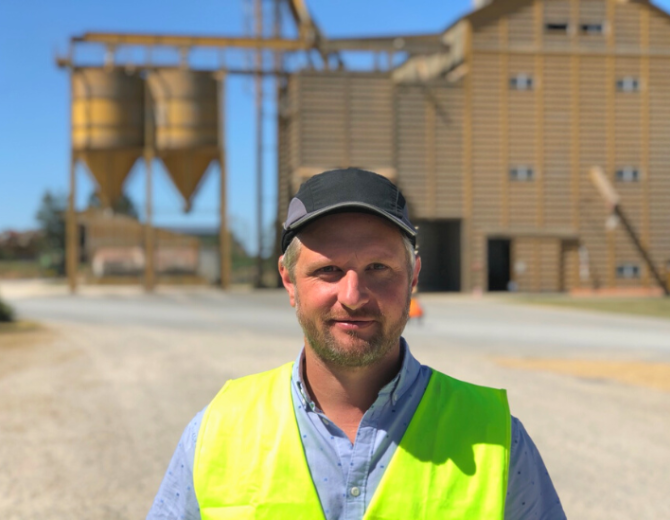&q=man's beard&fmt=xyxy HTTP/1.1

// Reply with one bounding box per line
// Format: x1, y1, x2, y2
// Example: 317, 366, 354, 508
296, 292, 411, 368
